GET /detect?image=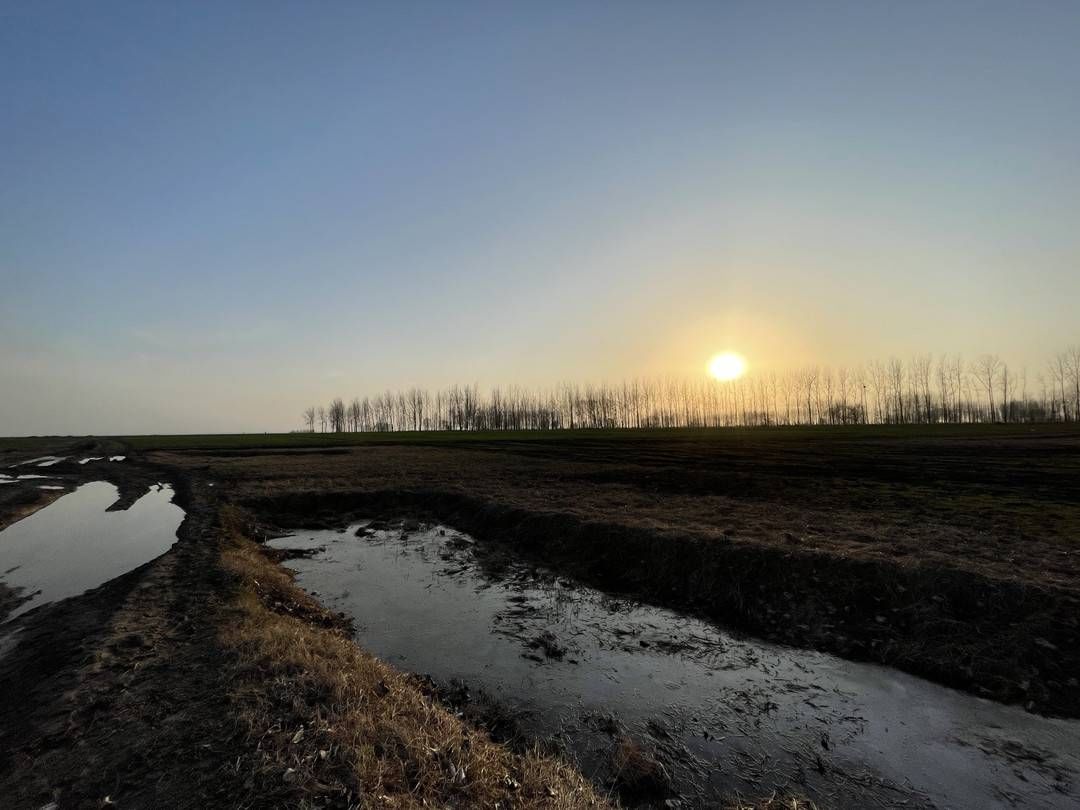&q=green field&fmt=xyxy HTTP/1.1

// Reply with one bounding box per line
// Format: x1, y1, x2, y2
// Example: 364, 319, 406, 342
1, 422, 1075, 453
